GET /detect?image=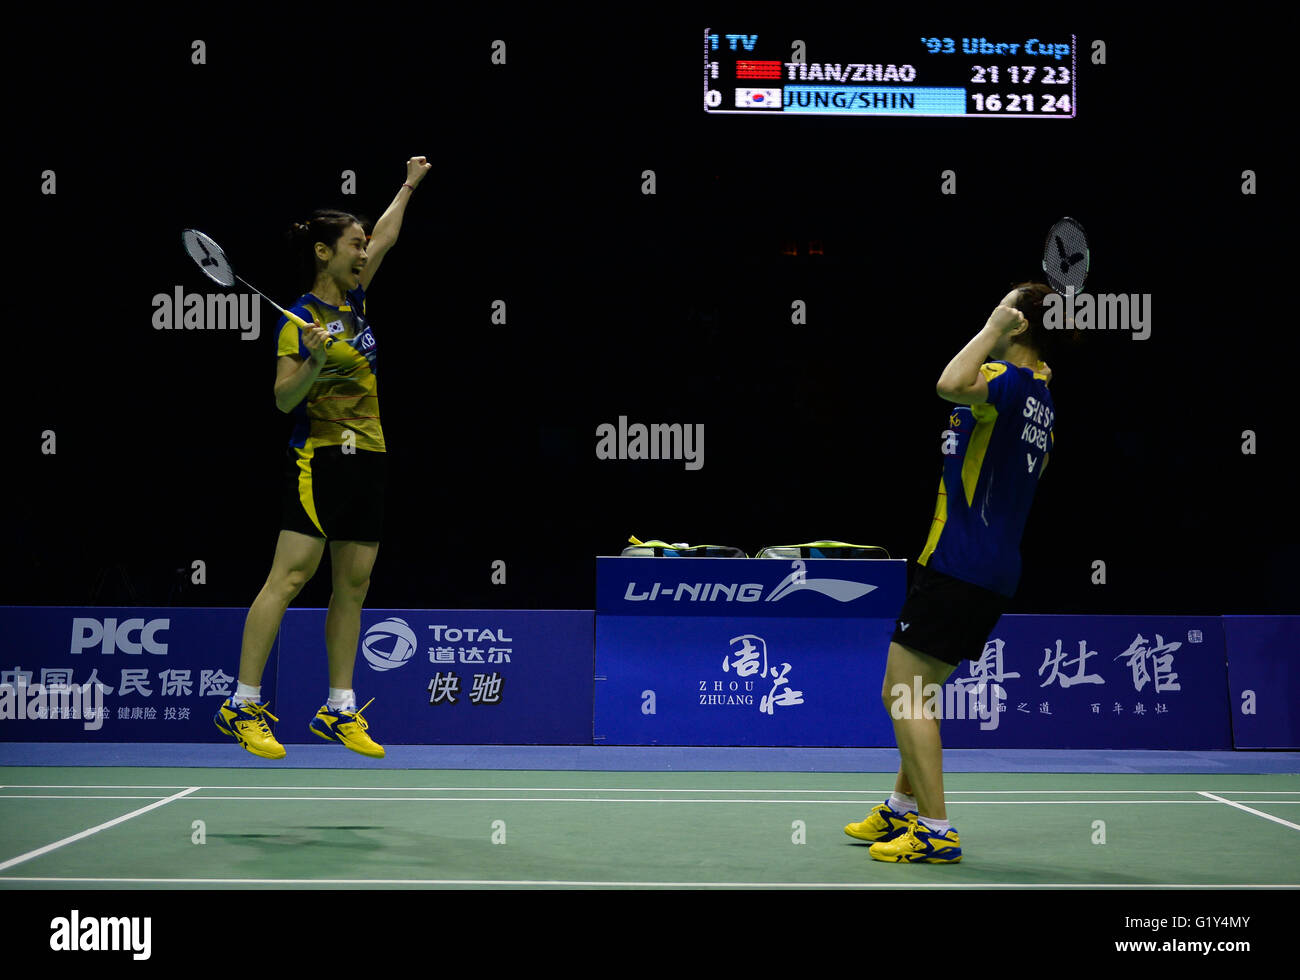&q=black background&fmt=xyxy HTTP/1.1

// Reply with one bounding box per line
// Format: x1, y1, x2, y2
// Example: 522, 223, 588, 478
10, 6, 1292, 617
